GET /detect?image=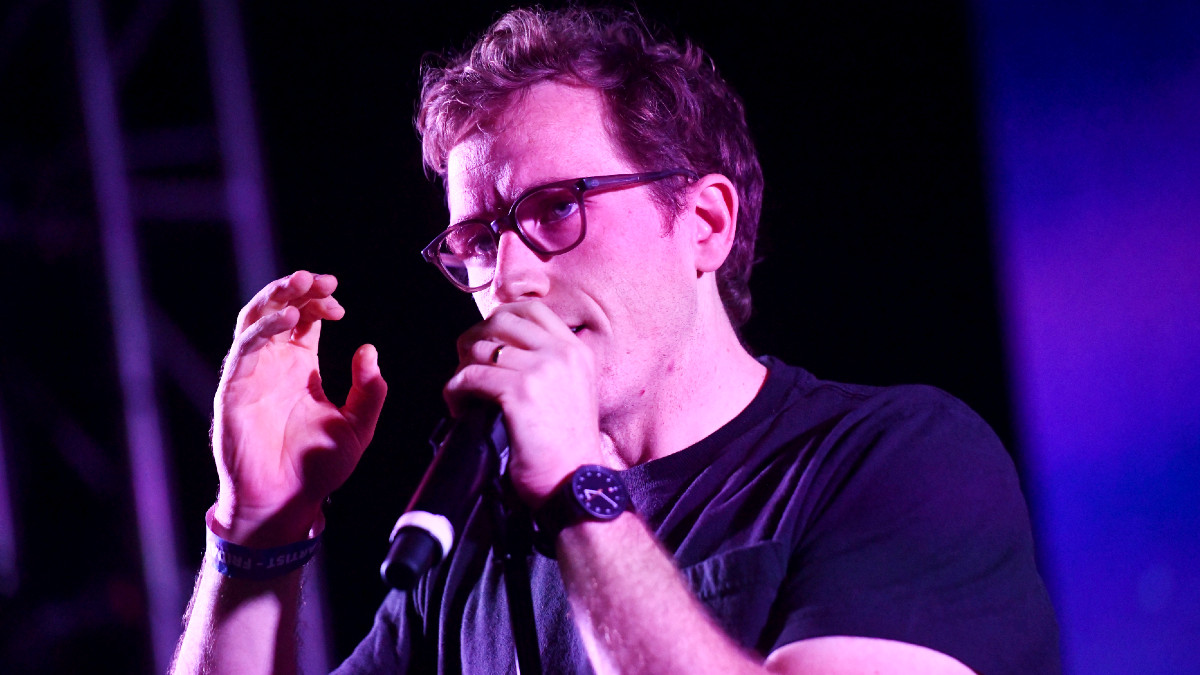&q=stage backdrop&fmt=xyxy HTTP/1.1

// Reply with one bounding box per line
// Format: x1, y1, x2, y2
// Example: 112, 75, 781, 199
974, 2, 1200, 672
